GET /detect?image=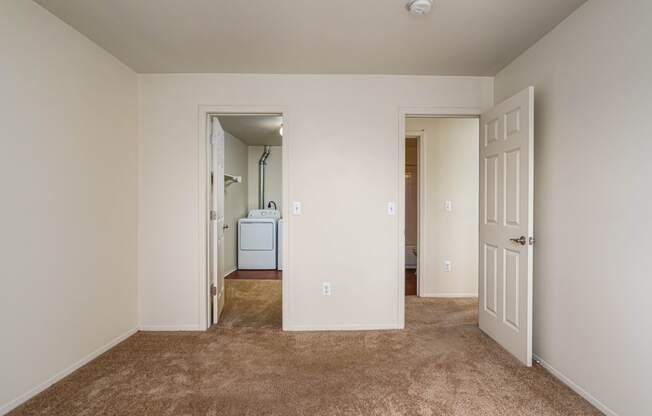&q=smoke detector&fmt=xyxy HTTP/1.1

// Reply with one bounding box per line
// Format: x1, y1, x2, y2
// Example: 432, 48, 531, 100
406, 0, 433, 16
